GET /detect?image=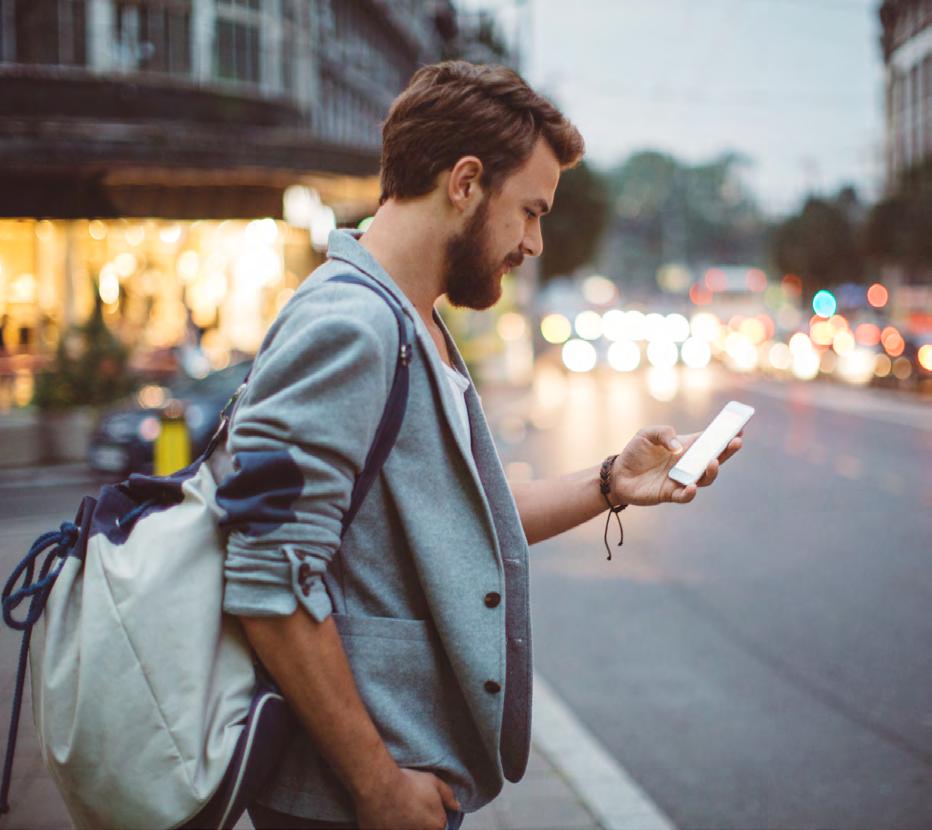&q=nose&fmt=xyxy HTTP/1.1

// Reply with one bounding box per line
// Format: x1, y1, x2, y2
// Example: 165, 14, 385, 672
522, 220, 543, 258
